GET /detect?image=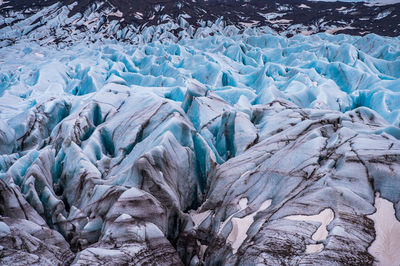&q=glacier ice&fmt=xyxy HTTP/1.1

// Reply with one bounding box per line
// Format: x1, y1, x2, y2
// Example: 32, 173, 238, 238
0, 30, 400, 265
